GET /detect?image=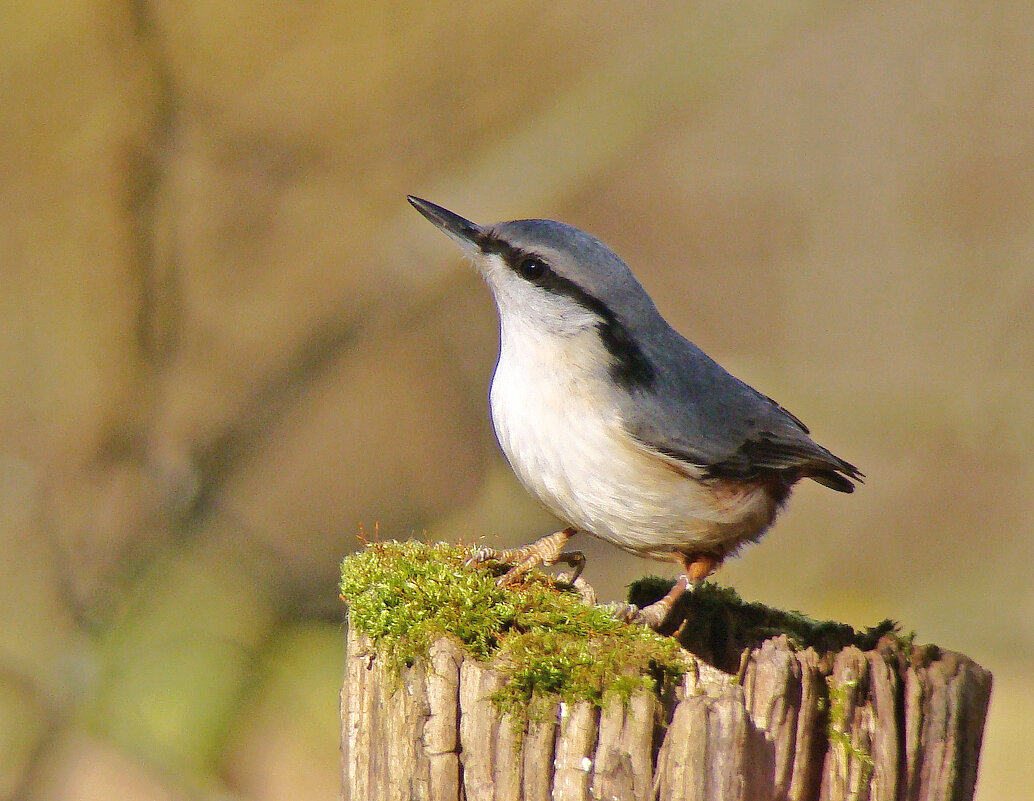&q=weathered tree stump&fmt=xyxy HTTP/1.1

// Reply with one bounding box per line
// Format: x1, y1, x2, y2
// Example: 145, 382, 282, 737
339, 543, 992, 801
